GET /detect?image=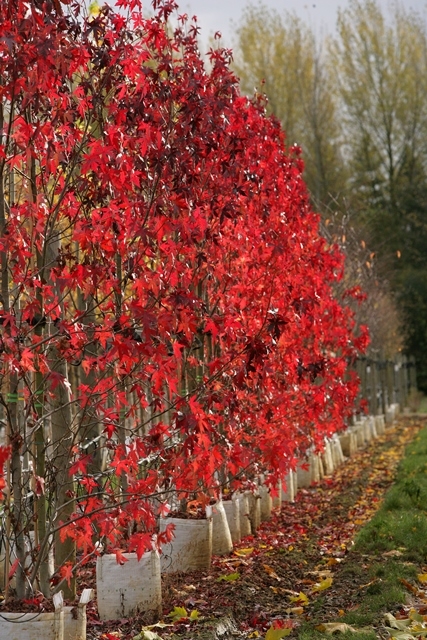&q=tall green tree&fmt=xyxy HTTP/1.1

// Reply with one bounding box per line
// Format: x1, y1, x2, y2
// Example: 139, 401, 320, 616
330, 0, 427, 235
330, 0, 427, 389
232, 3, 346, 206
